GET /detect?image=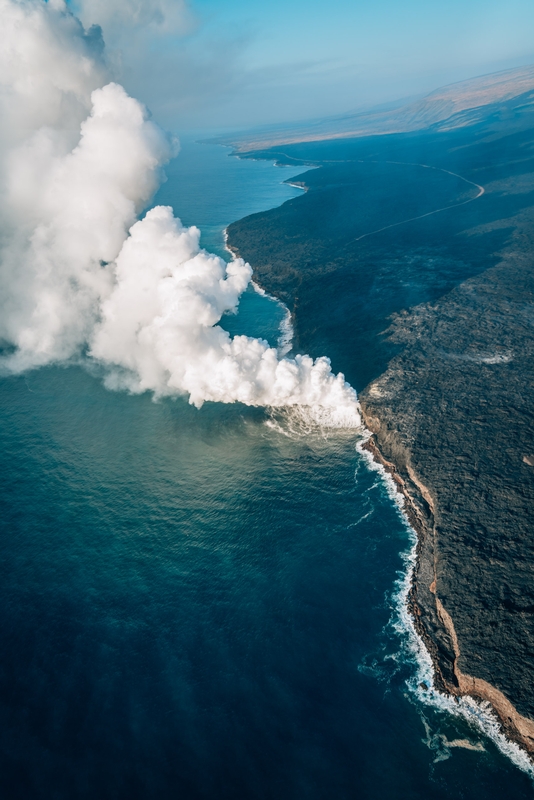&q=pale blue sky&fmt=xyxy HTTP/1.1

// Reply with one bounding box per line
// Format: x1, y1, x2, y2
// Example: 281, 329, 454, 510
78, 0, 534, 131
